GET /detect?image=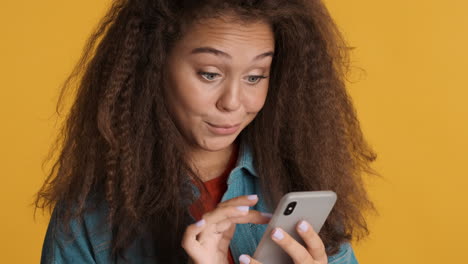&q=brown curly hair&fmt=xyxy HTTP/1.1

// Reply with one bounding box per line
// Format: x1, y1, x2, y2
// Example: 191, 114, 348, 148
34, 0, 379, 262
